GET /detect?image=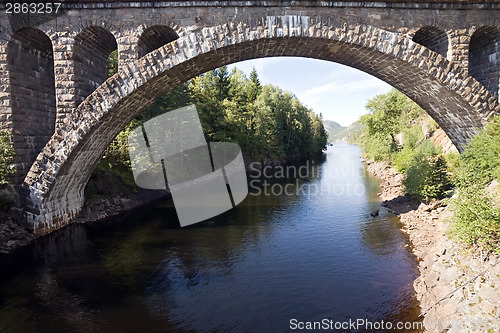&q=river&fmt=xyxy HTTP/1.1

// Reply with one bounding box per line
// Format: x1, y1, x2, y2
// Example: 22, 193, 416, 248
0, 143, 421, 332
